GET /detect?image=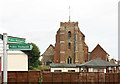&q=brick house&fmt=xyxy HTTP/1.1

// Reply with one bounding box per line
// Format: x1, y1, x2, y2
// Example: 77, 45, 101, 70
42, 21, 109, 65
